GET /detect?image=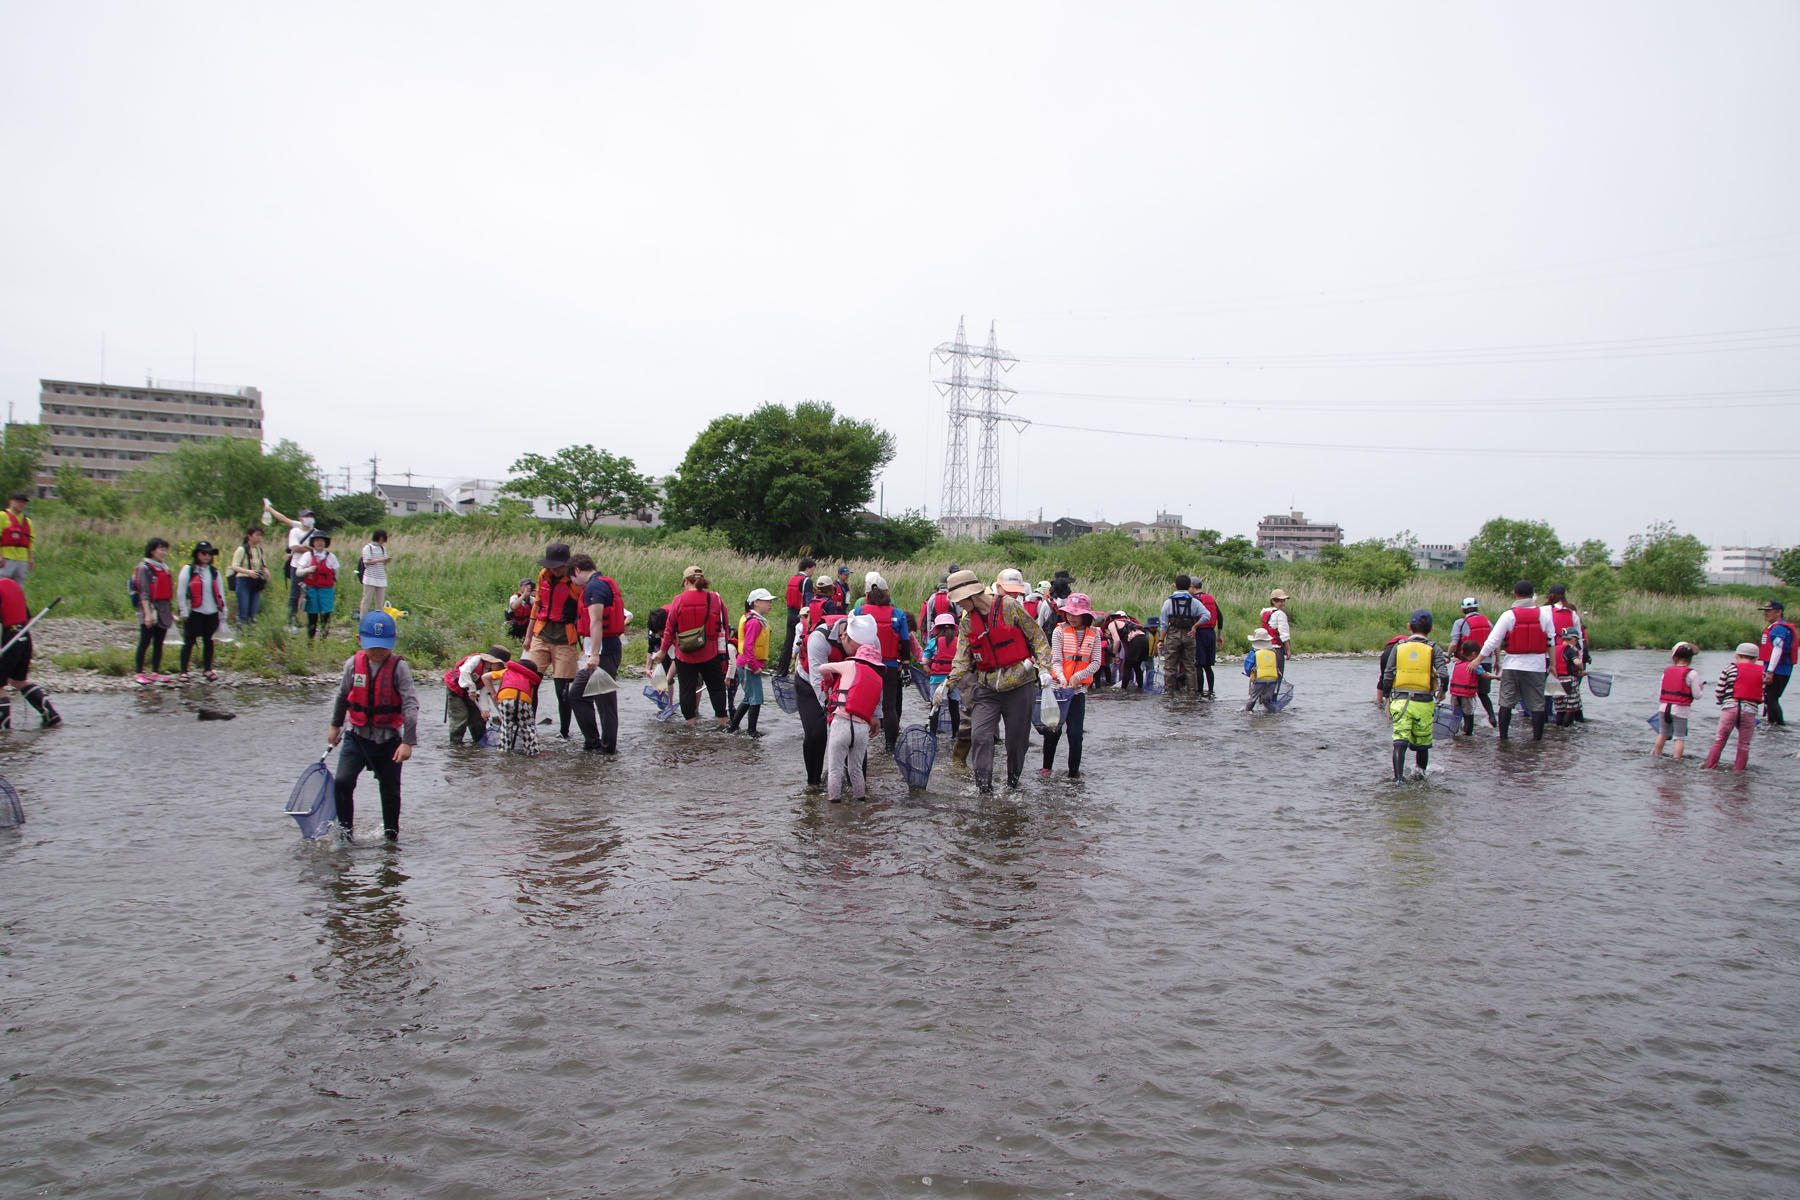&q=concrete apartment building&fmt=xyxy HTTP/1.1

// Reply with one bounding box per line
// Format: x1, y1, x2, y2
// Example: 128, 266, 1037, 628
32, 378, 263, 495
1705, 545, 1785, 587
1255, 510, 1343, 561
